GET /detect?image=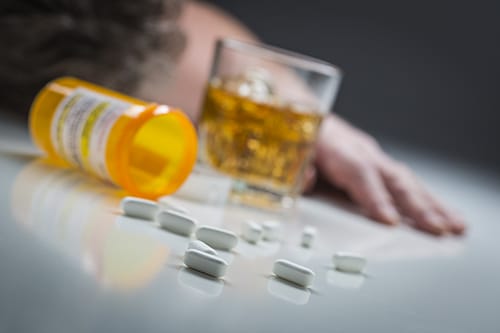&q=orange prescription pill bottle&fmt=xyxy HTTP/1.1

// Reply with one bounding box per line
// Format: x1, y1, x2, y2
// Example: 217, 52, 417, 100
29, 77, 198, 199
